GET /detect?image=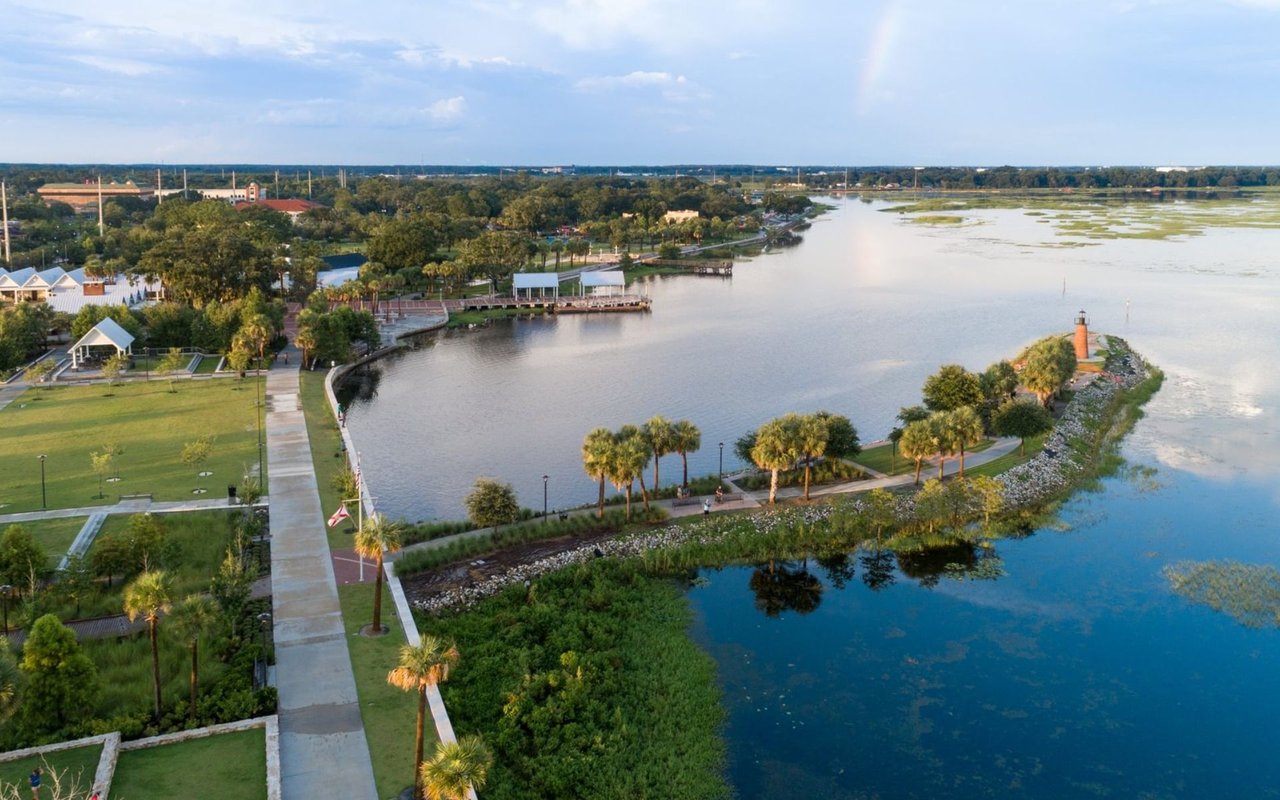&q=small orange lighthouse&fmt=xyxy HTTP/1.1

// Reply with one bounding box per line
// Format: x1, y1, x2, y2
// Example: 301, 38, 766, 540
1073, 310, 1089, 360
